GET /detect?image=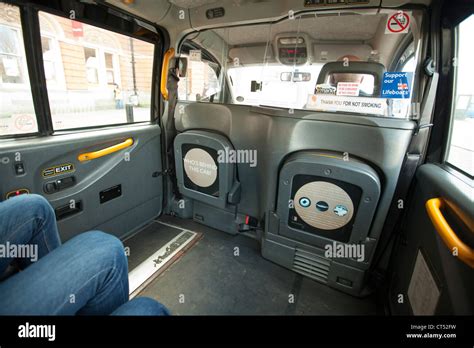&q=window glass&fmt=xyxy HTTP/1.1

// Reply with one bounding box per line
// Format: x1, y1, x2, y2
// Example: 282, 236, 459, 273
0, 3, 38, 136
38, 11, 155, 130
41, 37, 58, 83
84, 47, 99, 85
447, 14, 474, 175
179, 10, 423, 119
105, 52, 115, 85
228, 65, 323, 108
0, 26, 23, 83
401, 57, 416, 73
178, 57, 221, 102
